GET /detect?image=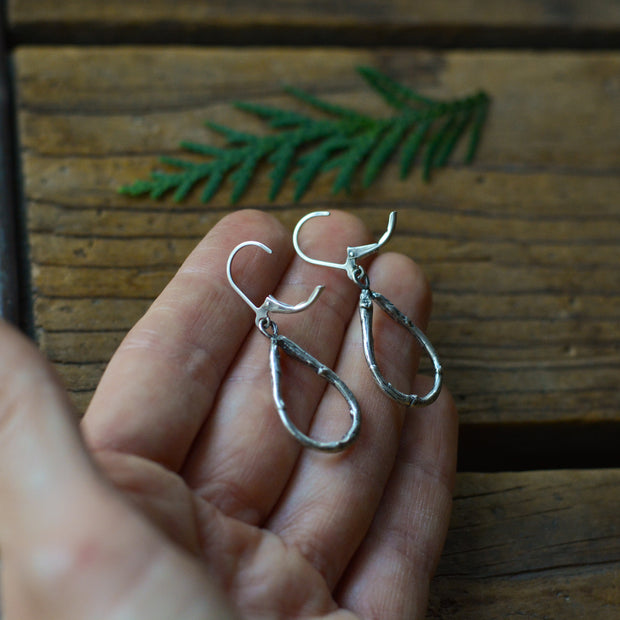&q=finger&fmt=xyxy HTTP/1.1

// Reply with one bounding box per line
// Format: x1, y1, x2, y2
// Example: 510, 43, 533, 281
0, 321, 237, 620
266, 252, 434, 589
181, 210, 371, 524
82, 209, 292, 471
336, 384, 458, 619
